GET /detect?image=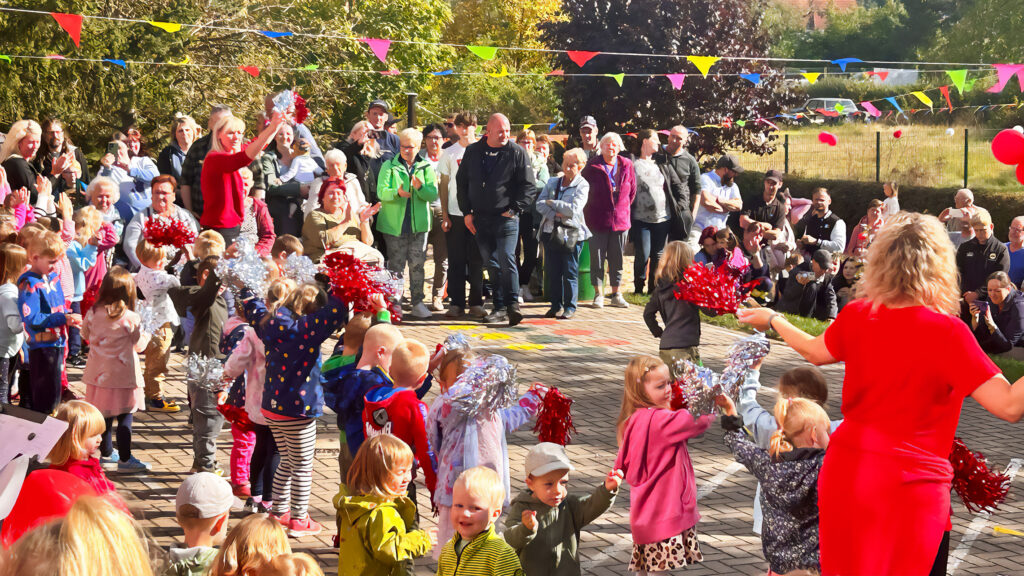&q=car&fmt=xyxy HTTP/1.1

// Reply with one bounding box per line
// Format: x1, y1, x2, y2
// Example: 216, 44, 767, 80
787, 98, 860, 124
